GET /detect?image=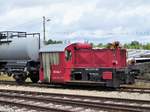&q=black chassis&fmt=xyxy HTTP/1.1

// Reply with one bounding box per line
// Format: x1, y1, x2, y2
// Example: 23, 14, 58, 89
71, 67, 135, 88
0, 60, 39, 84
